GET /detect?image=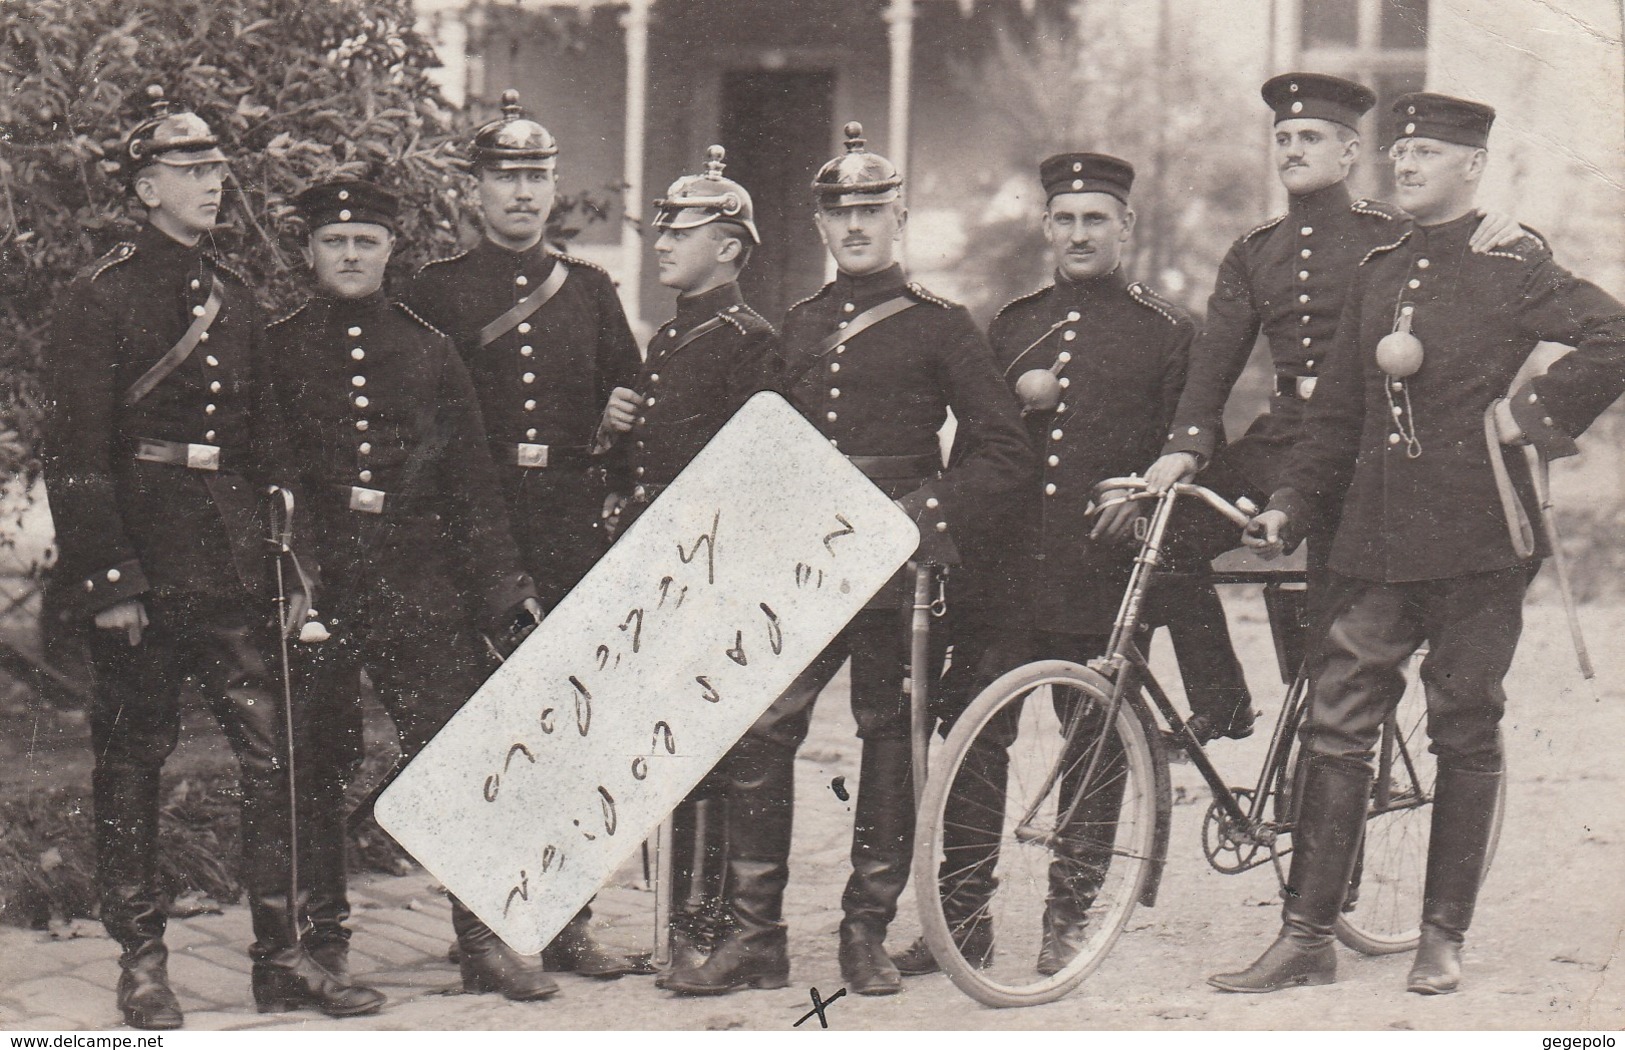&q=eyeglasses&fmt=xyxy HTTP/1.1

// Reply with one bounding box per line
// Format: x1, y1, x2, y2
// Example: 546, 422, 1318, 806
1388, 142, 1446, 163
